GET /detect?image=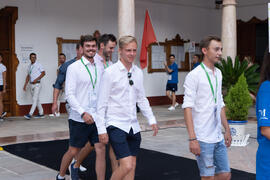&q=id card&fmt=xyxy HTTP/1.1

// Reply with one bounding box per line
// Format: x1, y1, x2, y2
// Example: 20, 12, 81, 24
168, 74, 172, 81
89, 91, 97, 108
